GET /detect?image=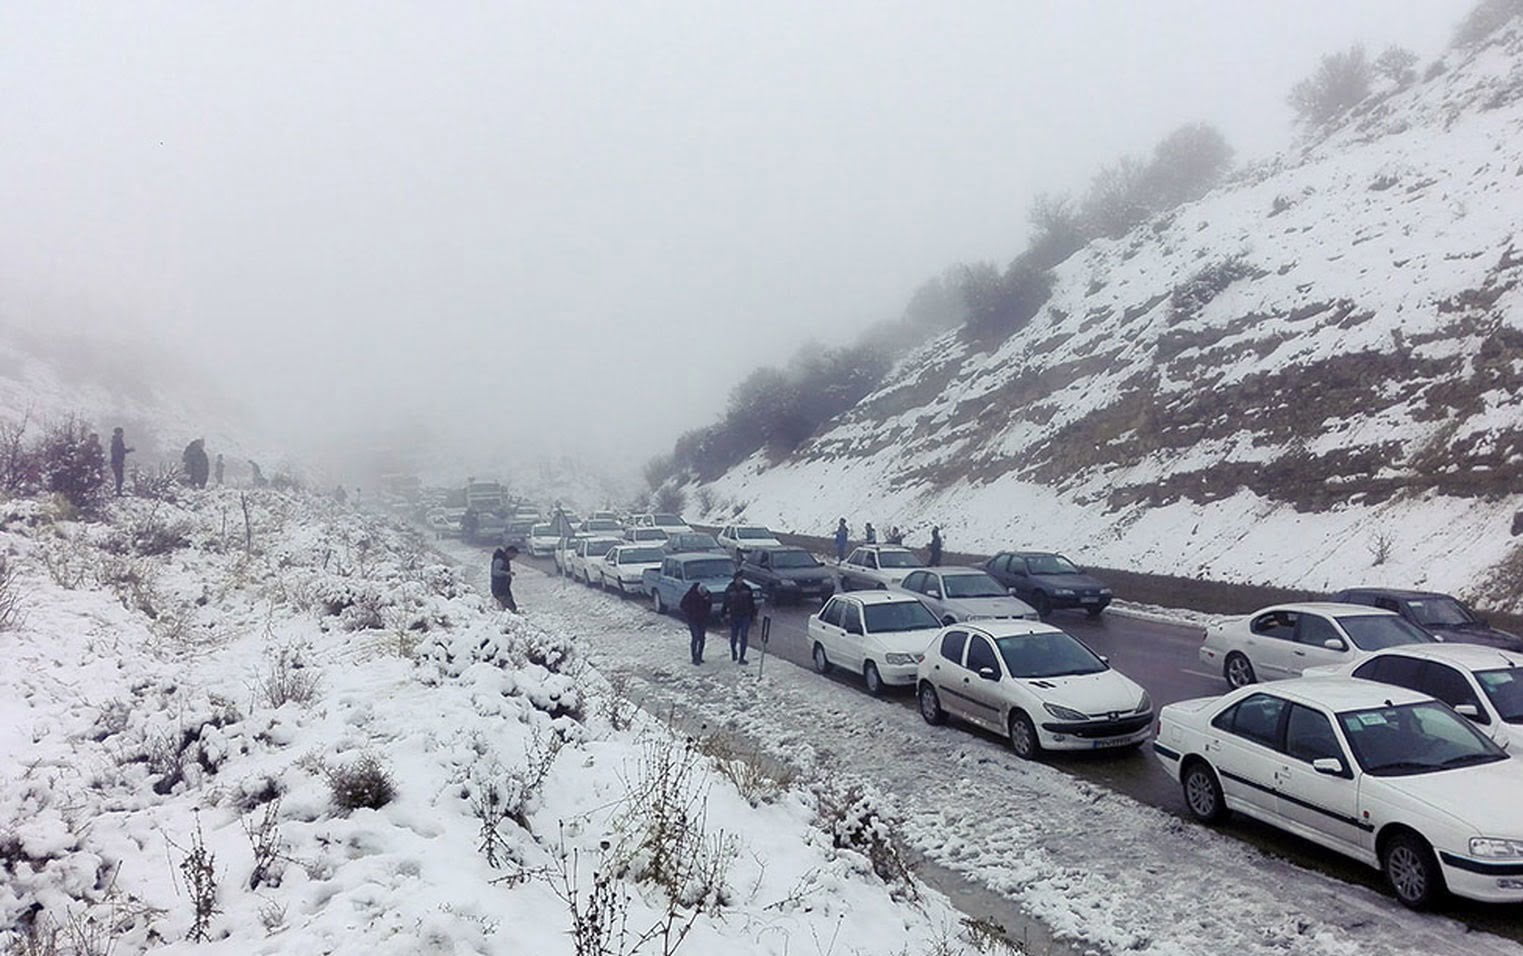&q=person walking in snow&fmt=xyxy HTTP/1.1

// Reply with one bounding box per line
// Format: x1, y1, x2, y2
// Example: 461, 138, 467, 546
721, 569, 756, 664
680, 582, 711, 665
928, 526, 943, 567
182, 439, 210, 488
109, 427, 133, 497
833, 518, 849, 562
490, 545, 519, 612
214, 453, 225, 486
864, 522, 877, 545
